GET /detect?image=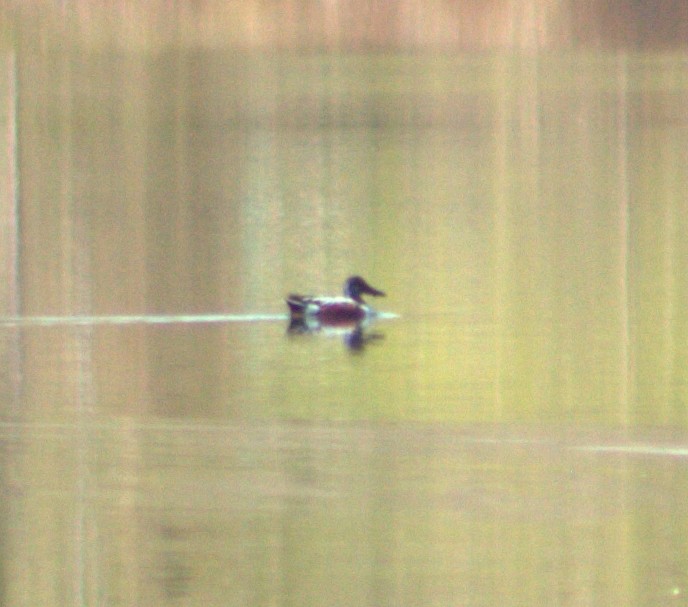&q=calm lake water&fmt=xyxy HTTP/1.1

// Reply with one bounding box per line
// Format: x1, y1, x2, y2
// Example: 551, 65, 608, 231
1, 5, 688, 607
